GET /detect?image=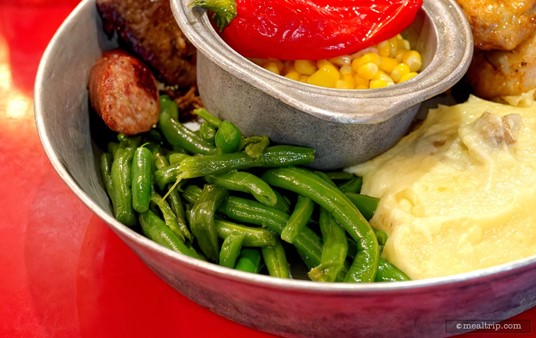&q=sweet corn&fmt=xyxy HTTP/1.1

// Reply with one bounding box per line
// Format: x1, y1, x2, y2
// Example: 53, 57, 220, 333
335, 74, 355, 89
402, 50, 422, 72
264, 61, 282, 75
388, 36, 399, 56
316, 59, 335, 69
400, 71, 419, 82
397, 35, 410, 51
370, 79, 389, 89
299, 75, 310, 83
285, 70, 300, 81
379, 56, 398, 74
329, 55, 352, 67
377, 40, 392, 57
340, 64, 353, 76
257, 34, 422, 90
391, 63, 411, 83
350, 47, 378, 60
307, 62, 340, 88
294, 60, 317, 75
353, 76, 370, 89
394, 49, 406, 62
283, 60, 295, 74
352, 52, 381, 68
356, 62, 379, 80
373, 70, 395, 86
